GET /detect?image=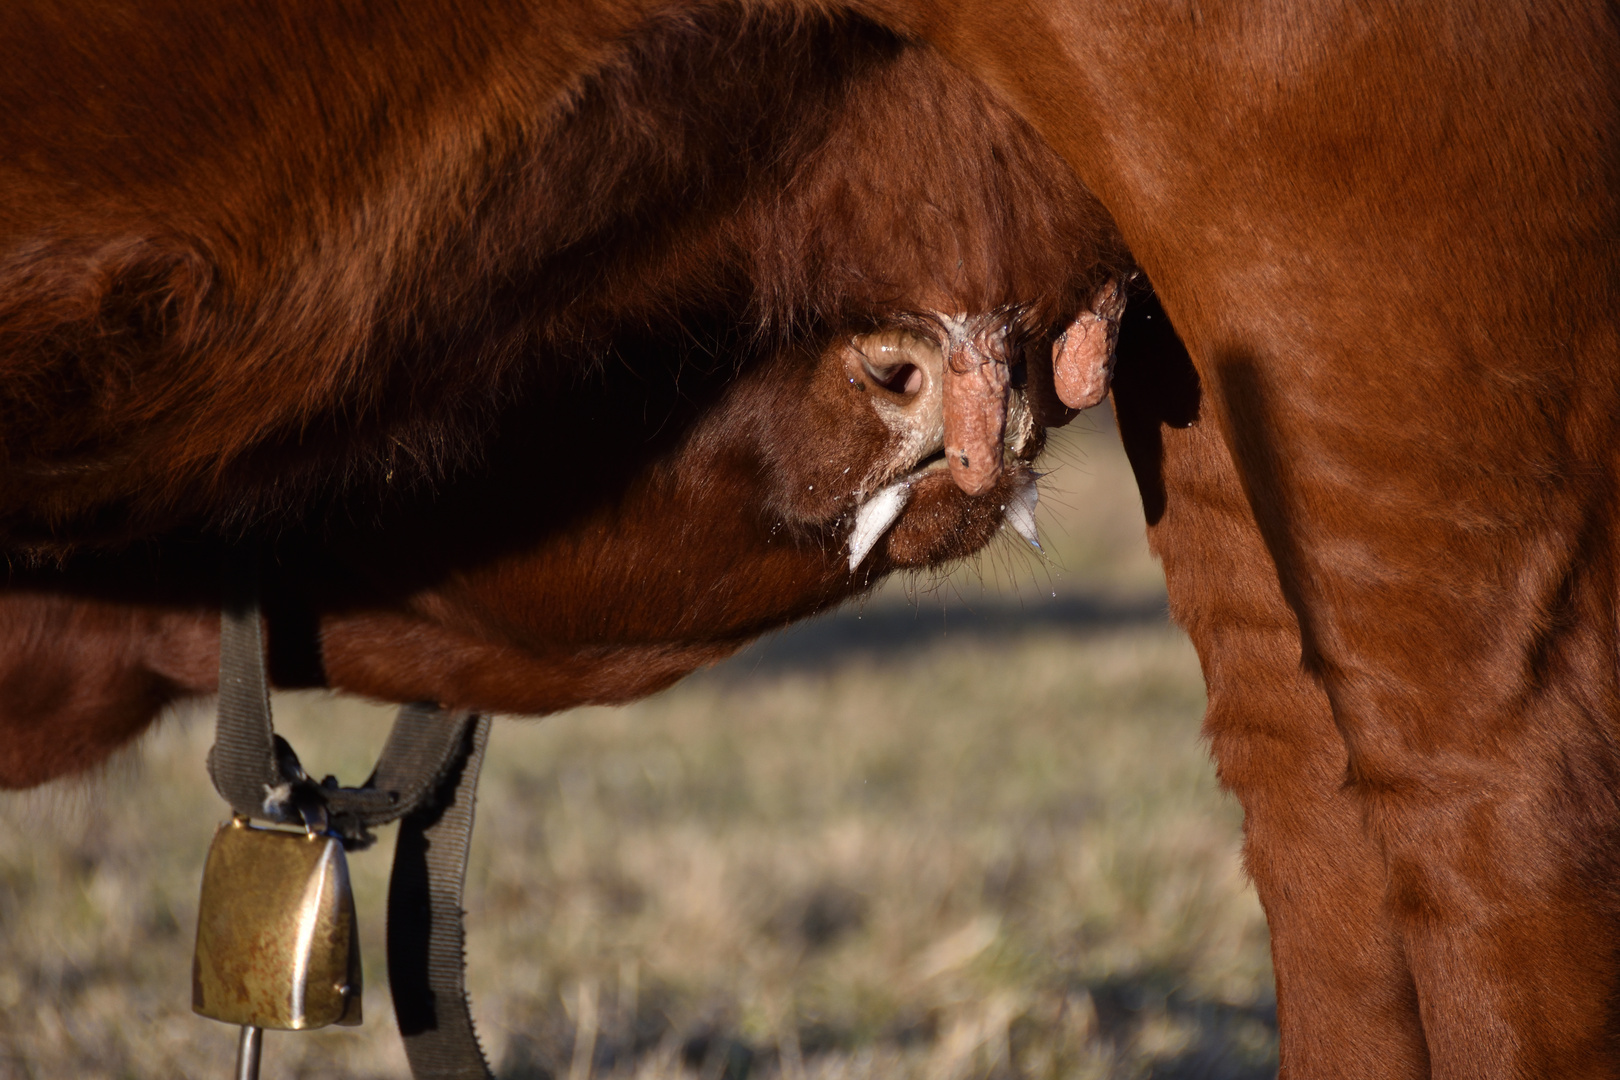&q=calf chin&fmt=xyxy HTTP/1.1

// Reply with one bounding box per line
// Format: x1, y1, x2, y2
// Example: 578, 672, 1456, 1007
878, 468, 1036, 568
